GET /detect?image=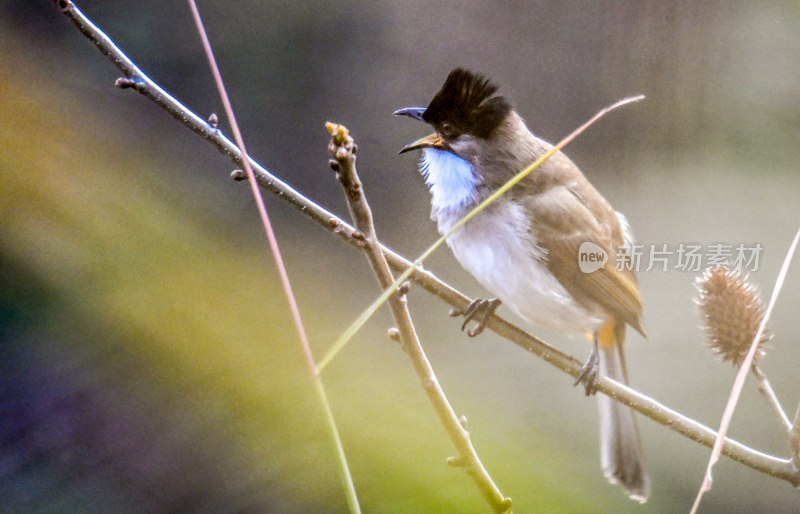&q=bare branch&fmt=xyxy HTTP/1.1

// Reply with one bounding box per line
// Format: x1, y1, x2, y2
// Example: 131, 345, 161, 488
791, 406, 800, 473
326, 123, 511, 513
52, 0, 800, 490
751, 365, 792, 433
